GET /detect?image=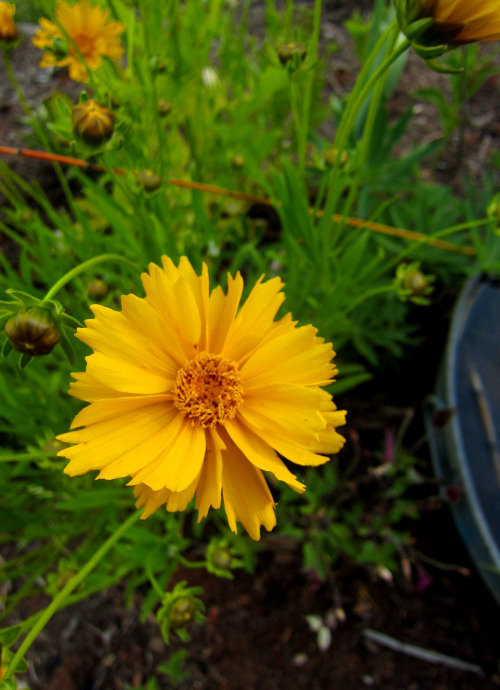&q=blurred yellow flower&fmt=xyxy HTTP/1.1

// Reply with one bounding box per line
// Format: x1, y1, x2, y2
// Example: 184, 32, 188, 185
399, 0, 500, 46
32, 0, 125, 82
57, 257, 346, 540
0, 1, 17, 41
